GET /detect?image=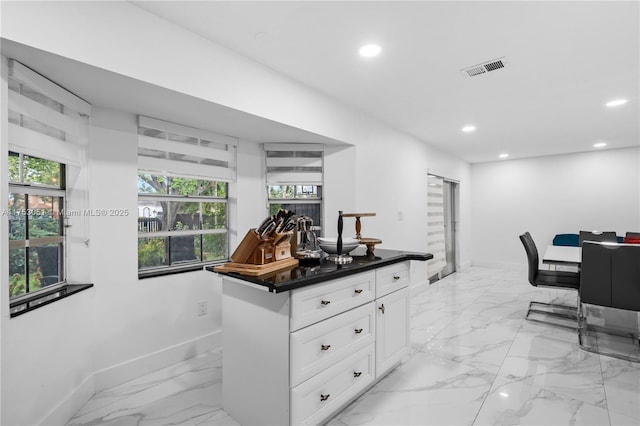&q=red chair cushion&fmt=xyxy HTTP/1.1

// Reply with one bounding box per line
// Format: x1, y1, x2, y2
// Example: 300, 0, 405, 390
623, 236, 640, 244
